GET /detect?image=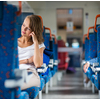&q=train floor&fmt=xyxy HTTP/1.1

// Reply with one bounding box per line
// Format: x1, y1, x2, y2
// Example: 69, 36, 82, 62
42, 68, 98, 99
